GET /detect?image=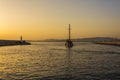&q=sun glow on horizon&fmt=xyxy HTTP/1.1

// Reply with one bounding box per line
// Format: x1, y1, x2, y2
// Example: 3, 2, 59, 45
0, 0, 120, 40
